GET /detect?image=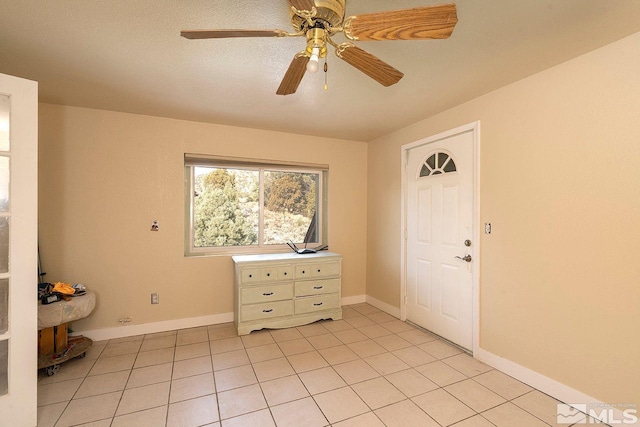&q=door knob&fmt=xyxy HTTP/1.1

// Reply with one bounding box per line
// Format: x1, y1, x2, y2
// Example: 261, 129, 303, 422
455, 255, 472, 262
